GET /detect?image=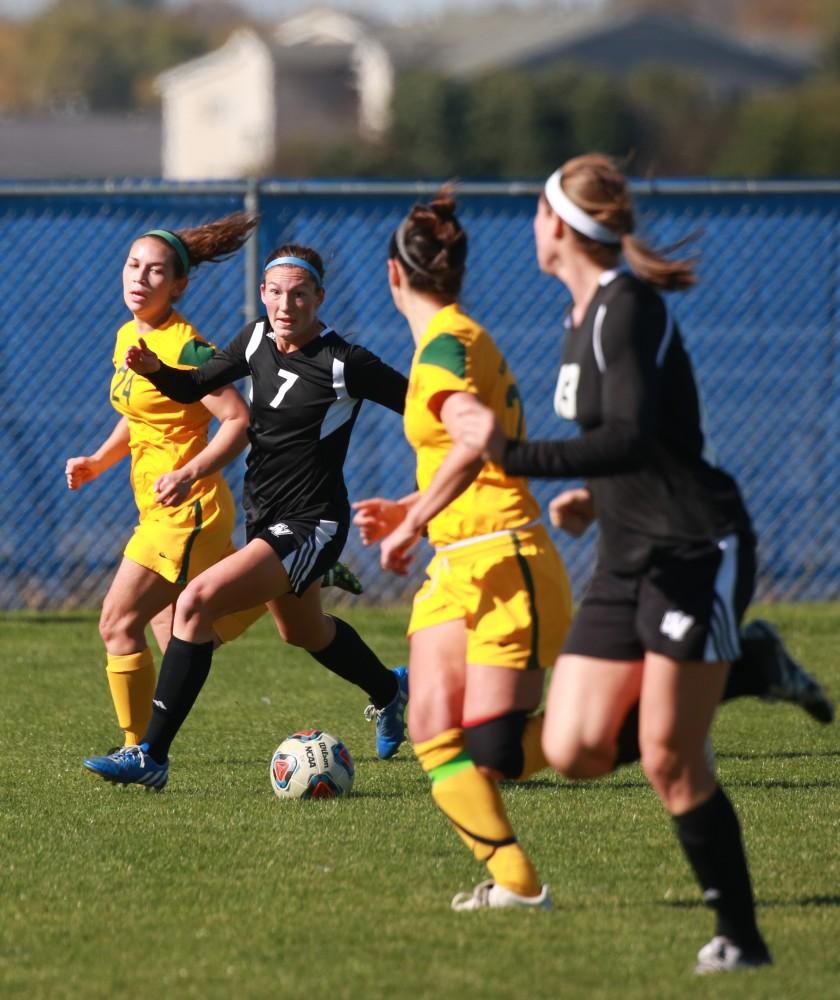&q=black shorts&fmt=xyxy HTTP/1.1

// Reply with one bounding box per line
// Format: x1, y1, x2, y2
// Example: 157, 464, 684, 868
248, 516, 349, 596
564, 533, 756, 663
